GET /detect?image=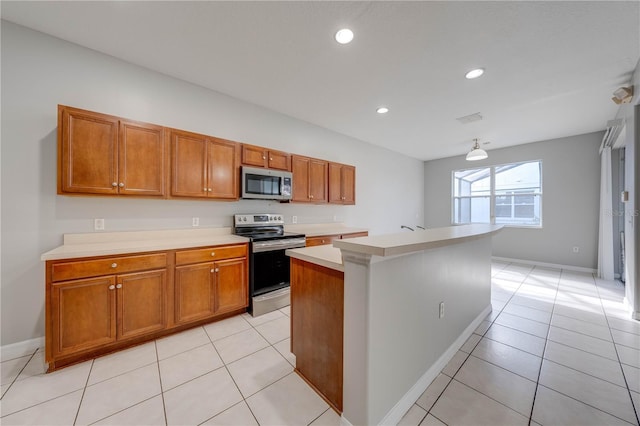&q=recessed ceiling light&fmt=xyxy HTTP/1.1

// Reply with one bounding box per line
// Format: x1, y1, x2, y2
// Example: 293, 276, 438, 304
376, 107, 389, 114
465, 68, 485, 79
335, 28, 354, 44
